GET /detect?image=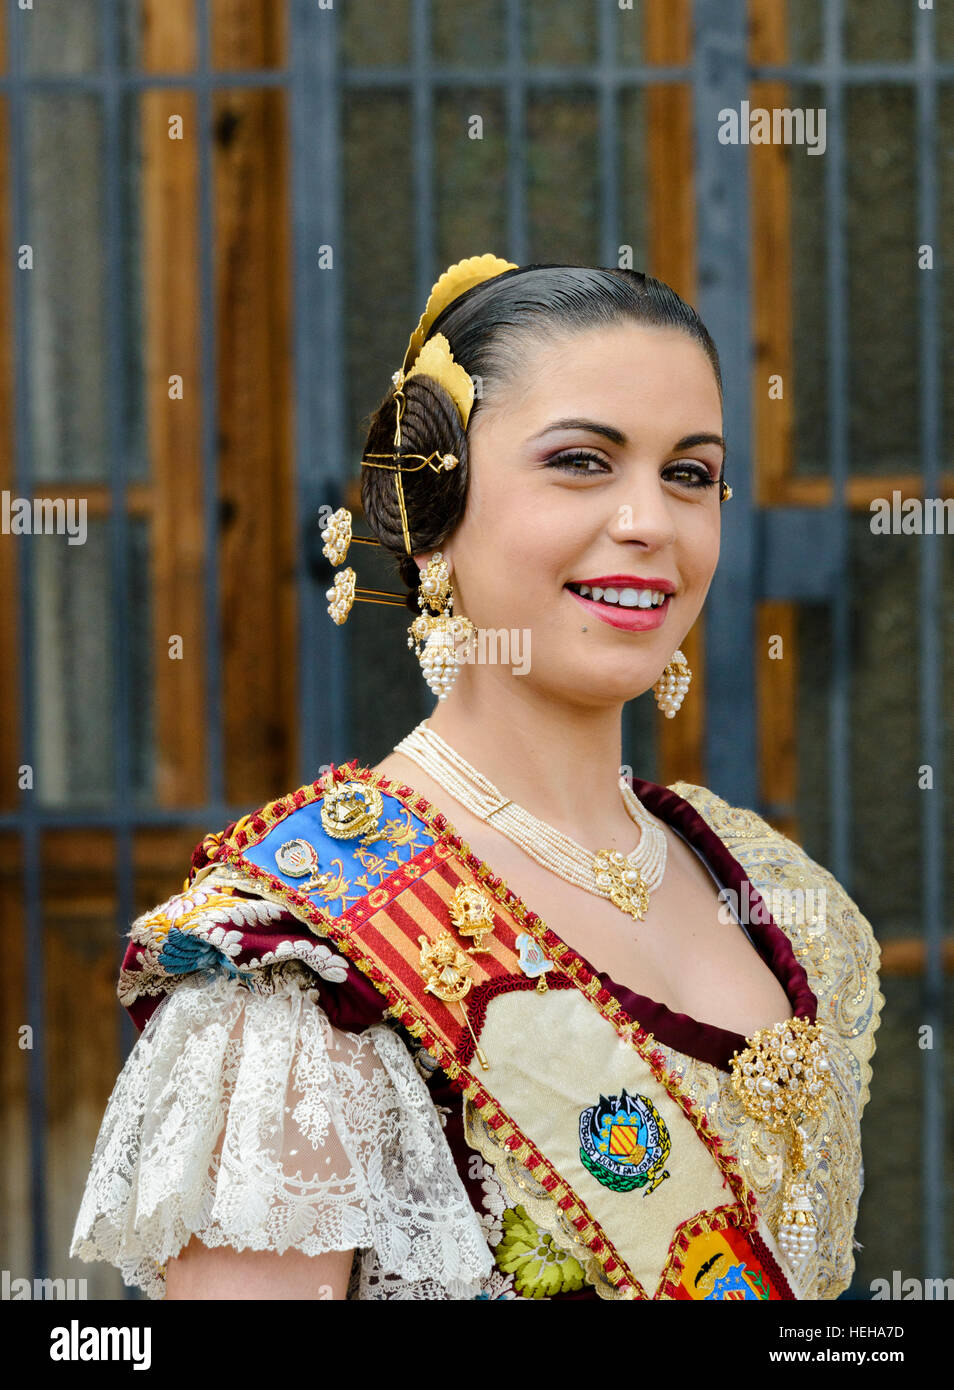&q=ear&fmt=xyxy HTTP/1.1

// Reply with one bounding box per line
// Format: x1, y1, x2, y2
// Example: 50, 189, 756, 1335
412, 547, 453, 574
